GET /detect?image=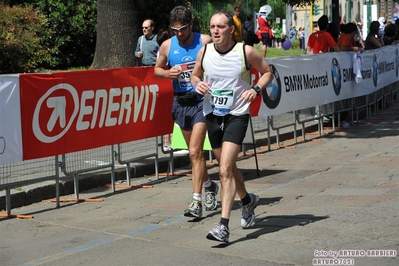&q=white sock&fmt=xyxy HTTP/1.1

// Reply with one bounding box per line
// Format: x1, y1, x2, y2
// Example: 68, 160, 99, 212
193, 193, 202, 201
